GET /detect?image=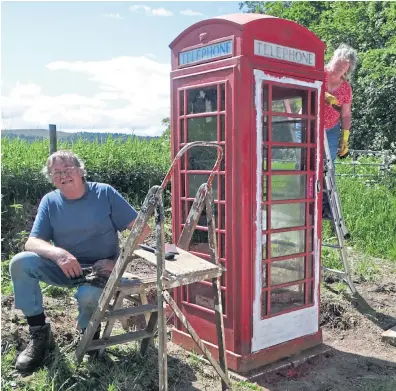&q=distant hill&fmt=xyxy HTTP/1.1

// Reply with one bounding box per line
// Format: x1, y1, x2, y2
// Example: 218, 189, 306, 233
1, 129, 158, 143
